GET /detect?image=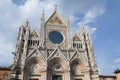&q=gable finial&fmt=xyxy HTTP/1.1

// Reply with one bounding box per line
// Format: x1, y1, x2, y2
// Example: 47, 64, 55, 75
54, 4, 57, 11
